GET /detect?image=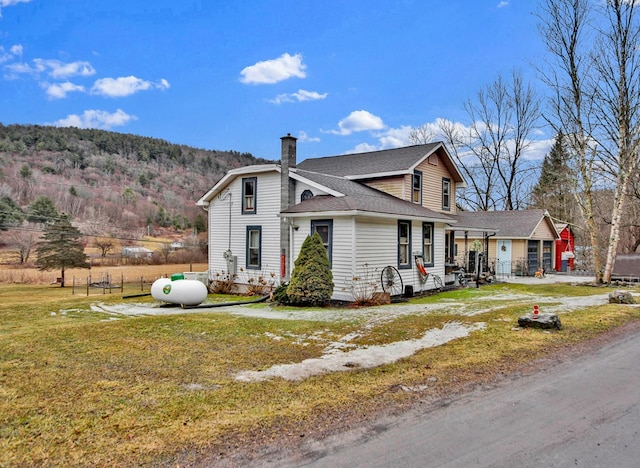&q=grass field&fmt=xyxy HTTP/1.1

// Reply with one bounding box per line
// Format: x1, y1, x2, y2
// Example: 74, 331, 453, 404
1, 281, 639, 466
0, 263, 208, 290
